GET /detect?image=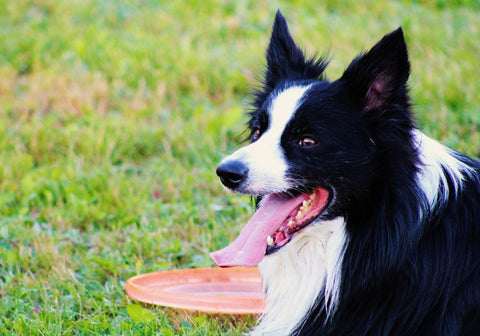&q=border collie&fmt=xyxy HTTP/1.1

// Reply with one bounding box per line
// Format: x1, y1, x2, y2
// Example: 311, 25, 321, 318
211, 11, 480, 335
